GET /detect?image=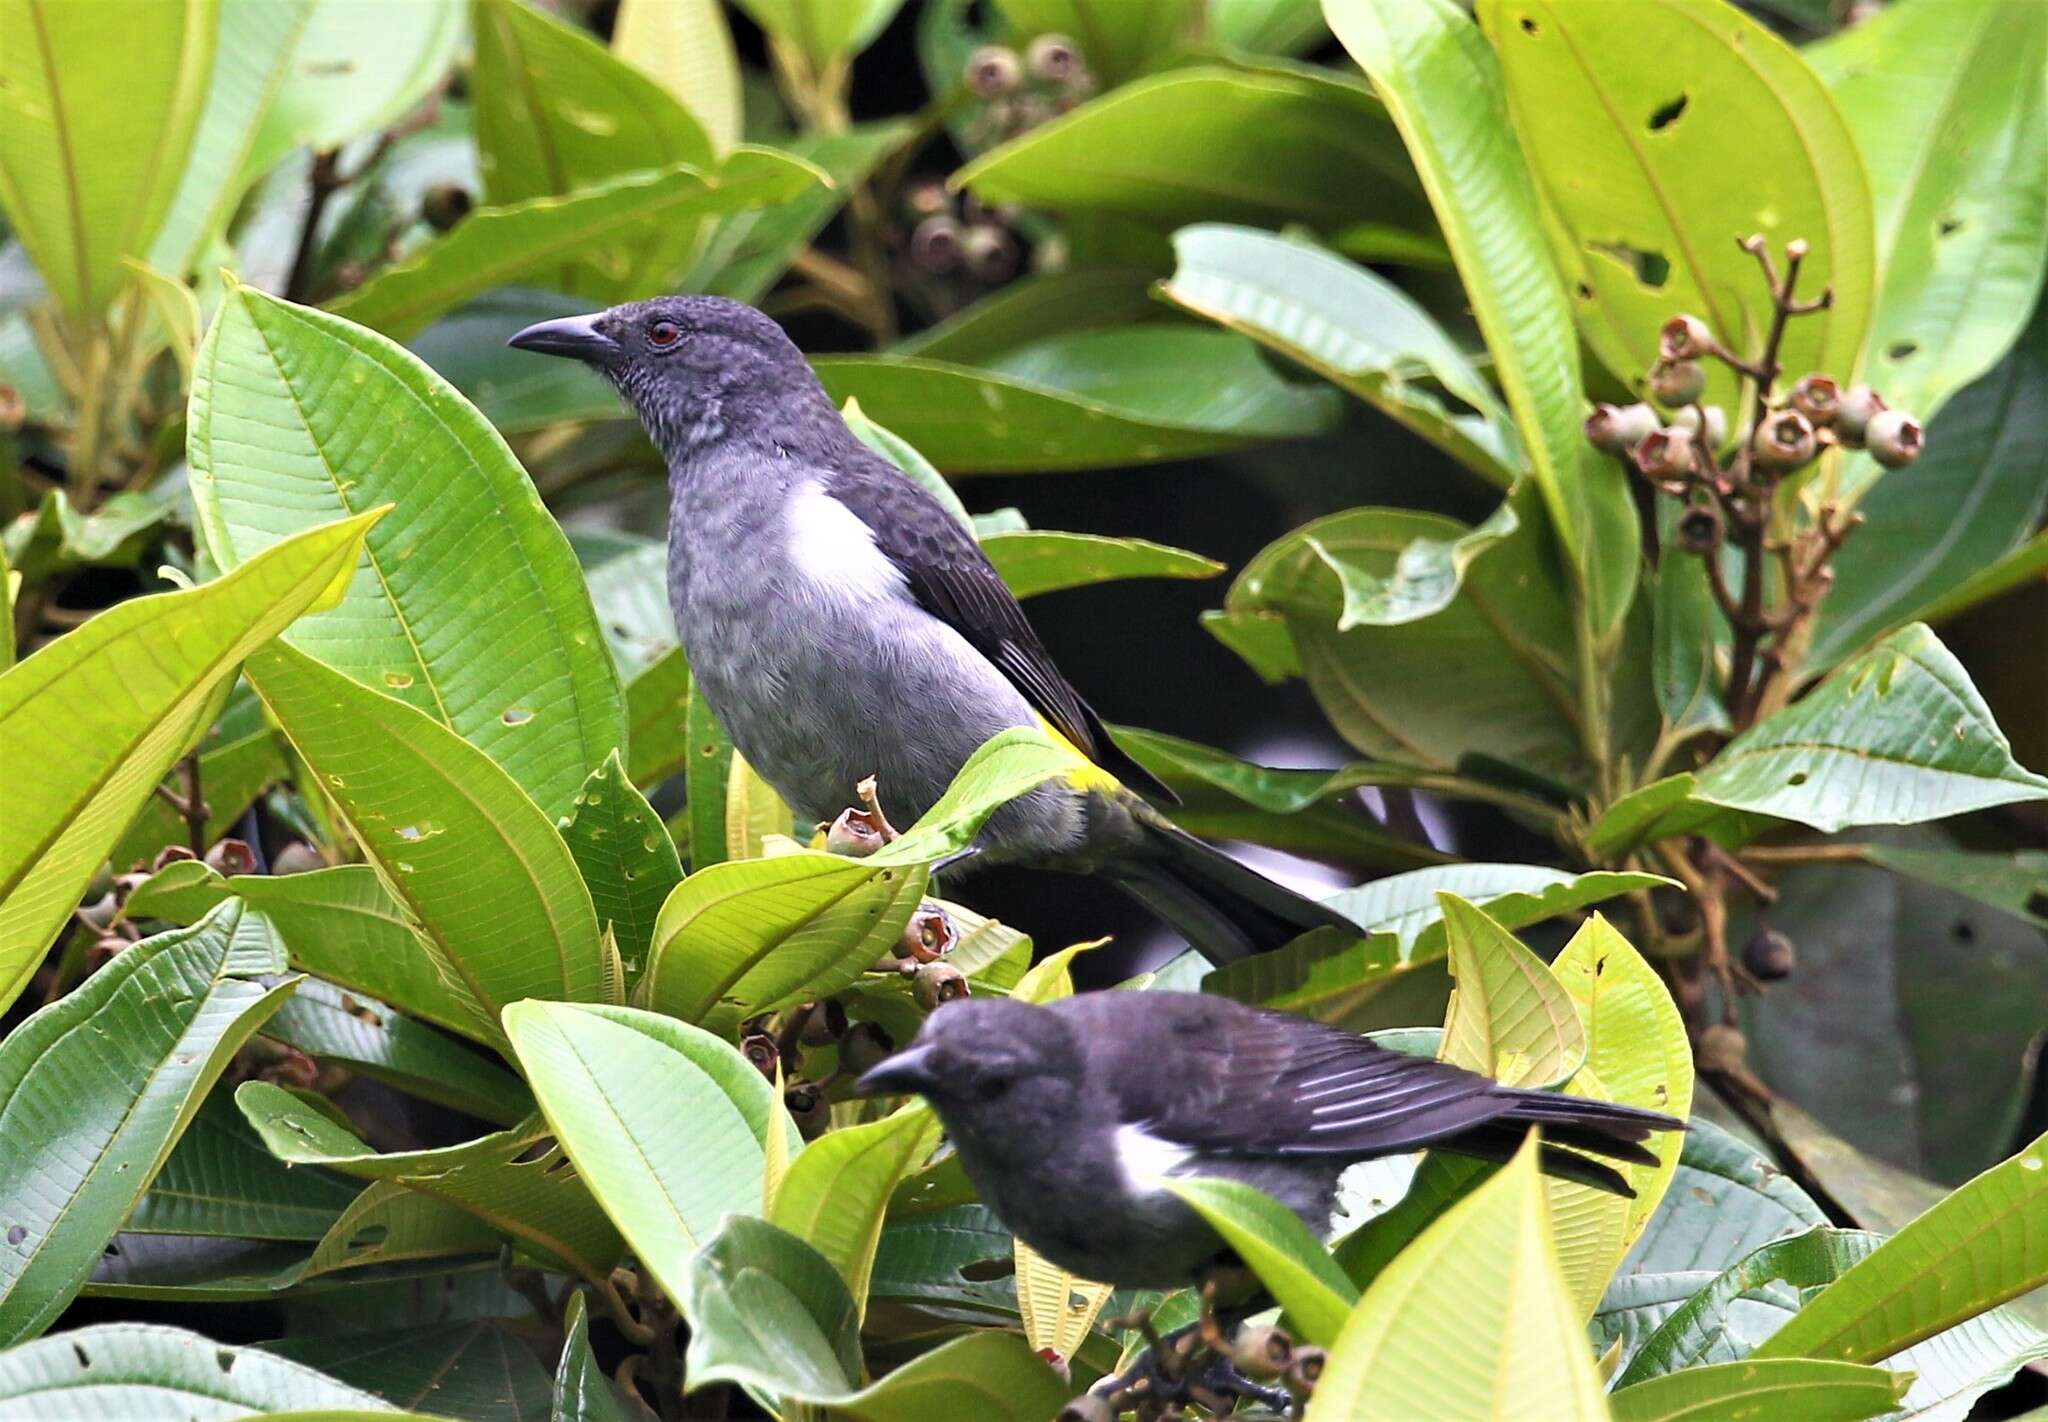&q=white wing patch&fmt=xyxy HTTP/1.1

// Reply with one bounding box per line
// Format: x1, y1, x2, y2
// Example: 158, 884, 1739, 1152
785, 486, 909, 608
1115, 1123, 1195, 1193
